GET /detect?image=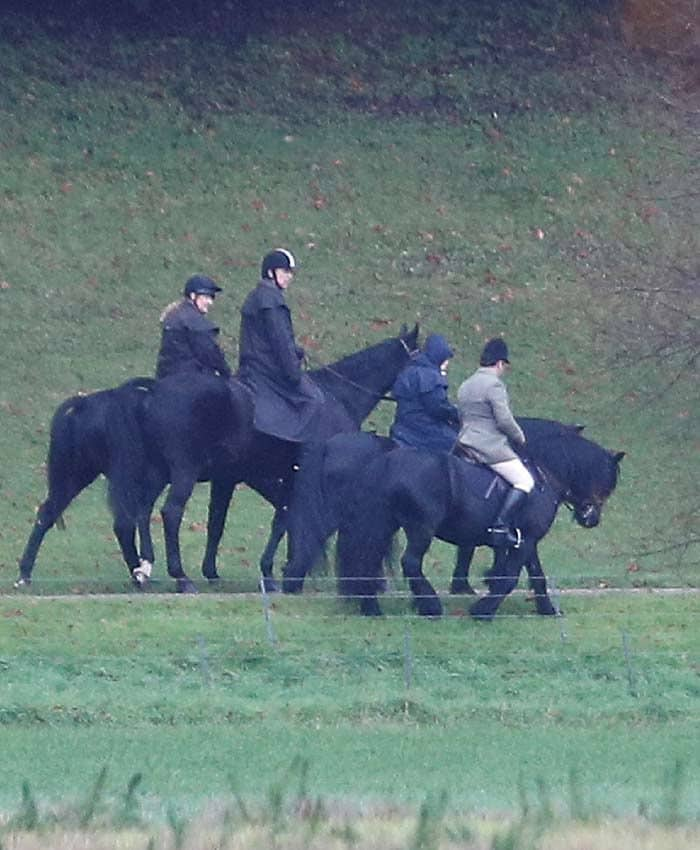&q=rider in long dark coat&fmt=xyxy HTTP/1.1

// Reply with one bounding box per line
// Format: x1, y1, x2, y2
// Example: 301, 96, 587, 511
389, 333, 459, 452
156, 275, 232, 380
238, 249, 325, 442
